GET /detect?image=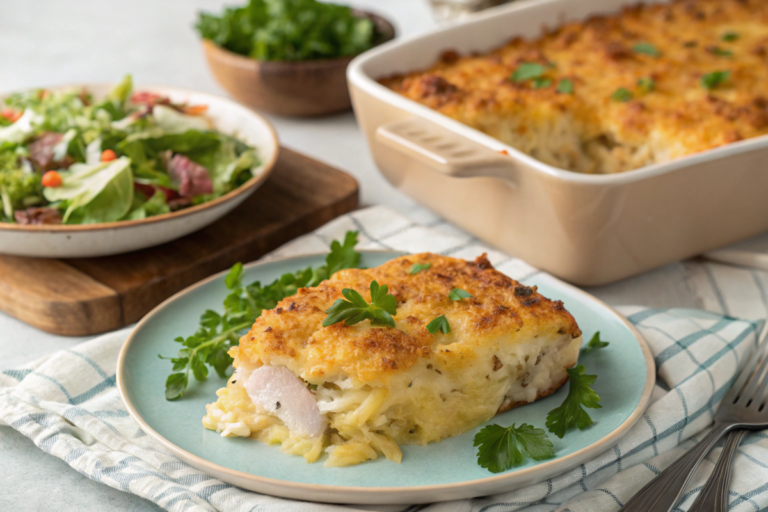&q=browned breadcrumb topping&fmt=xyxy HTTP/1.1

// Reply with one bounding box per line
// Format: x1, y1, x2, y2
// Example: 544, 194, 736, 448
380, 0, 768, 173
232, 253, 581, 384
